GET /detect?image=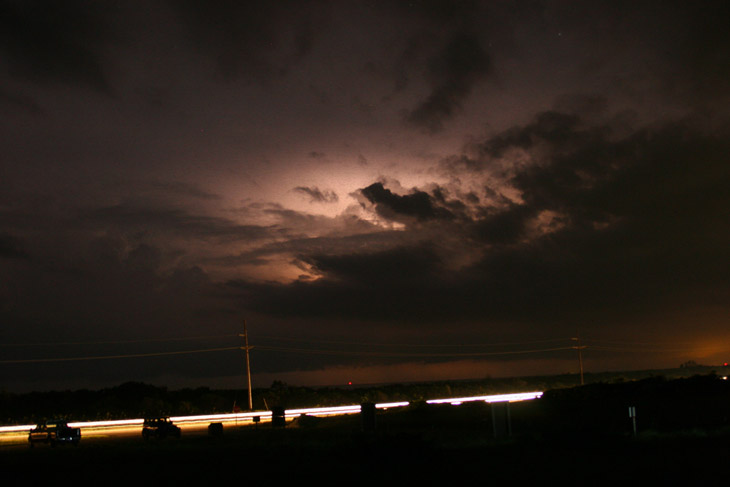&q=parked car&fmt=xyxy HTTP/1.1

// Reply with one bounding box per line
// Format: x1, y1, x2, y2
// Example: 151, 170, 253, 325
28, 420, 80, 447
142, 417, 181, 440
